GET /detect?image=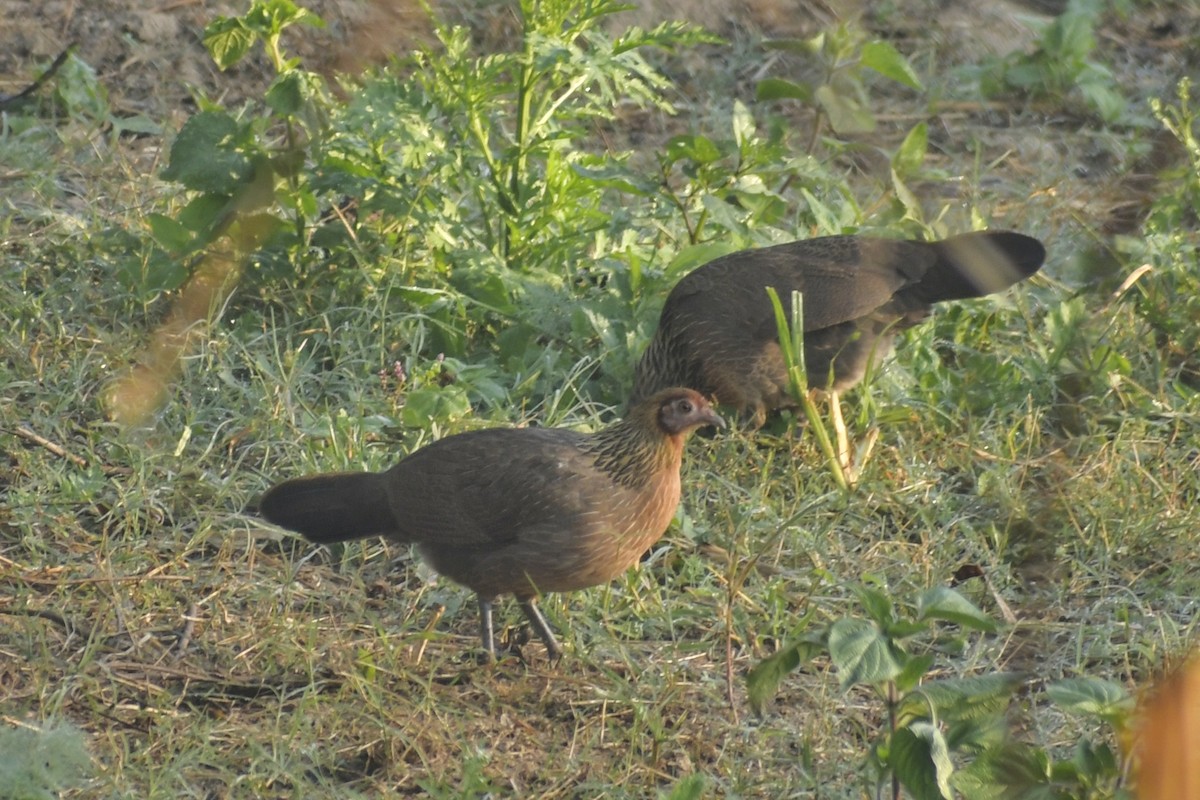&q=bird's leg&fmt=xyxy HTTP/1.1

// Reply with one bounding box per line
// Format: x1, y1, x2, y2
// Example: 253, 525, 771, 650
477, 597, 497, 663
518, 598, 563, 663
